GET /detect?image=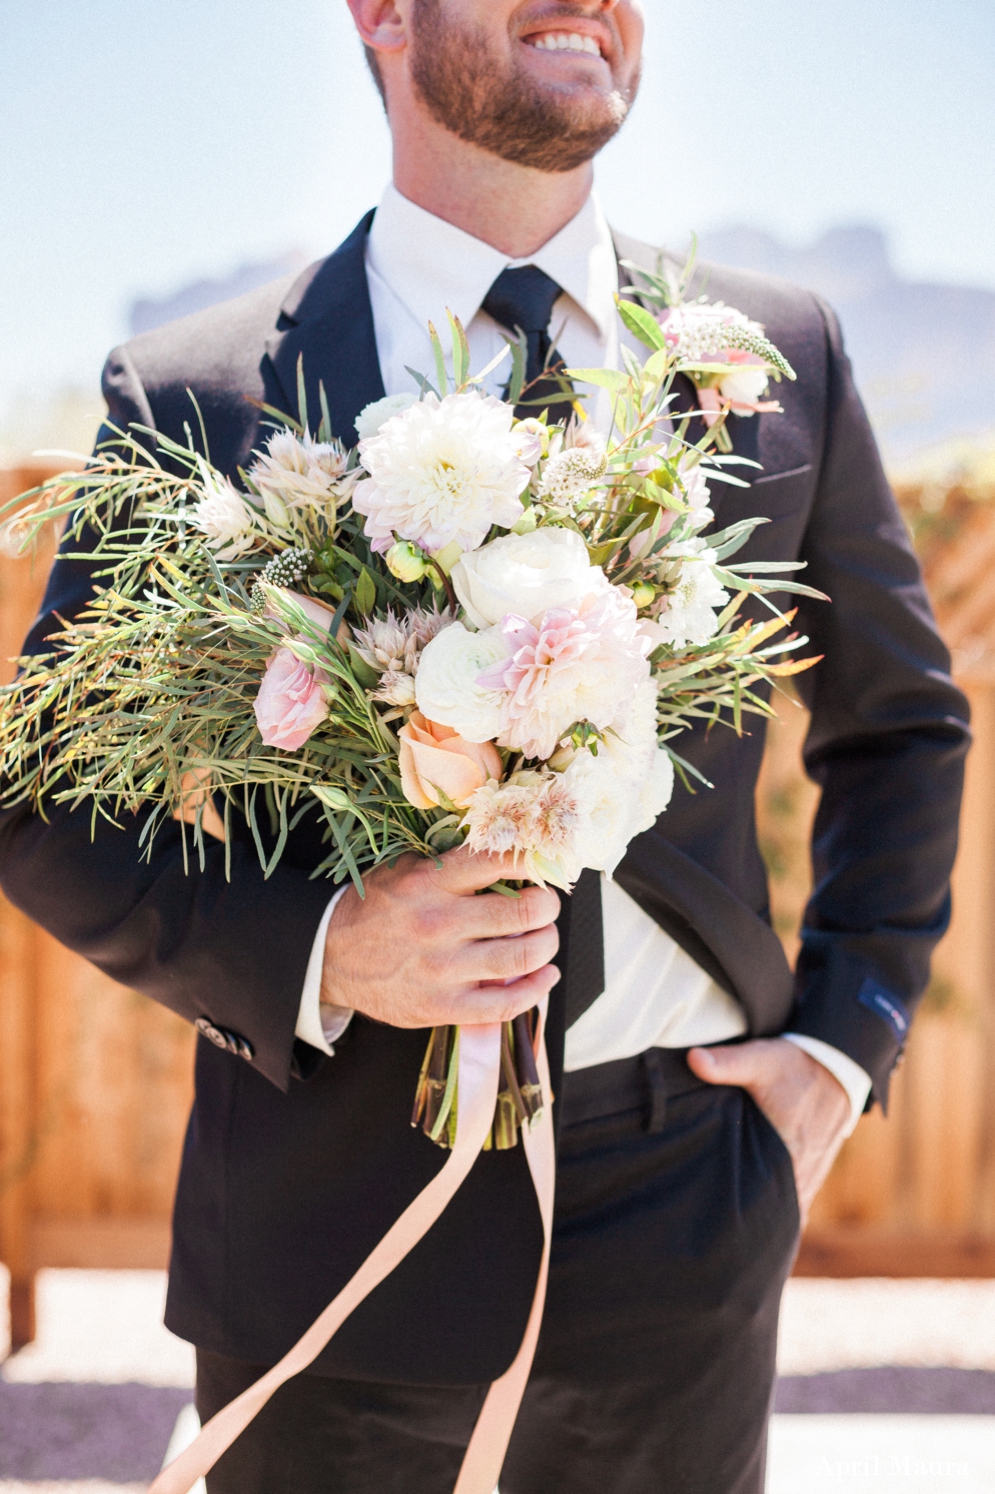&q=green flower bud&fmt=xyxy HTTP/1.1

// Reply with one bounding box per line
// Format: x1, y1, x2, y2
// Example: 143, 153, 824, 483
386, 541, 428, 583
631, 581, 656, 609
